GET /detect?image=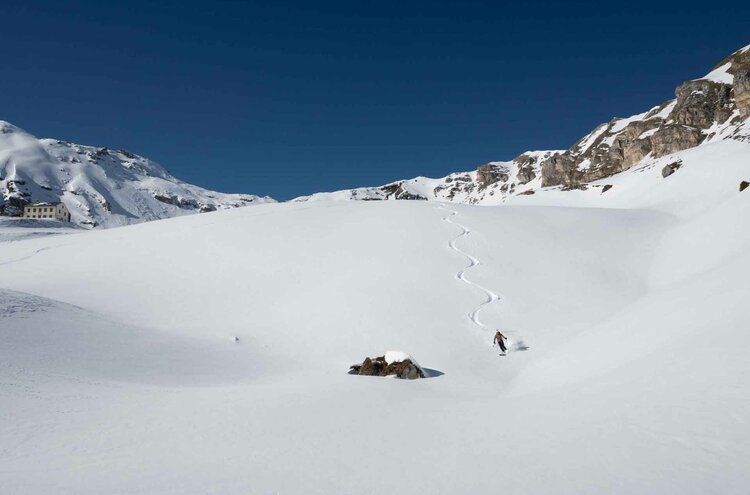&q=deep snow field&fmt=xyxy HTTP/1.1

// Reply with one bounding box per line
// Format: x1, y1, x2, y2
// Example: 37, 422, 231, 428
1, 140, 749, 494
